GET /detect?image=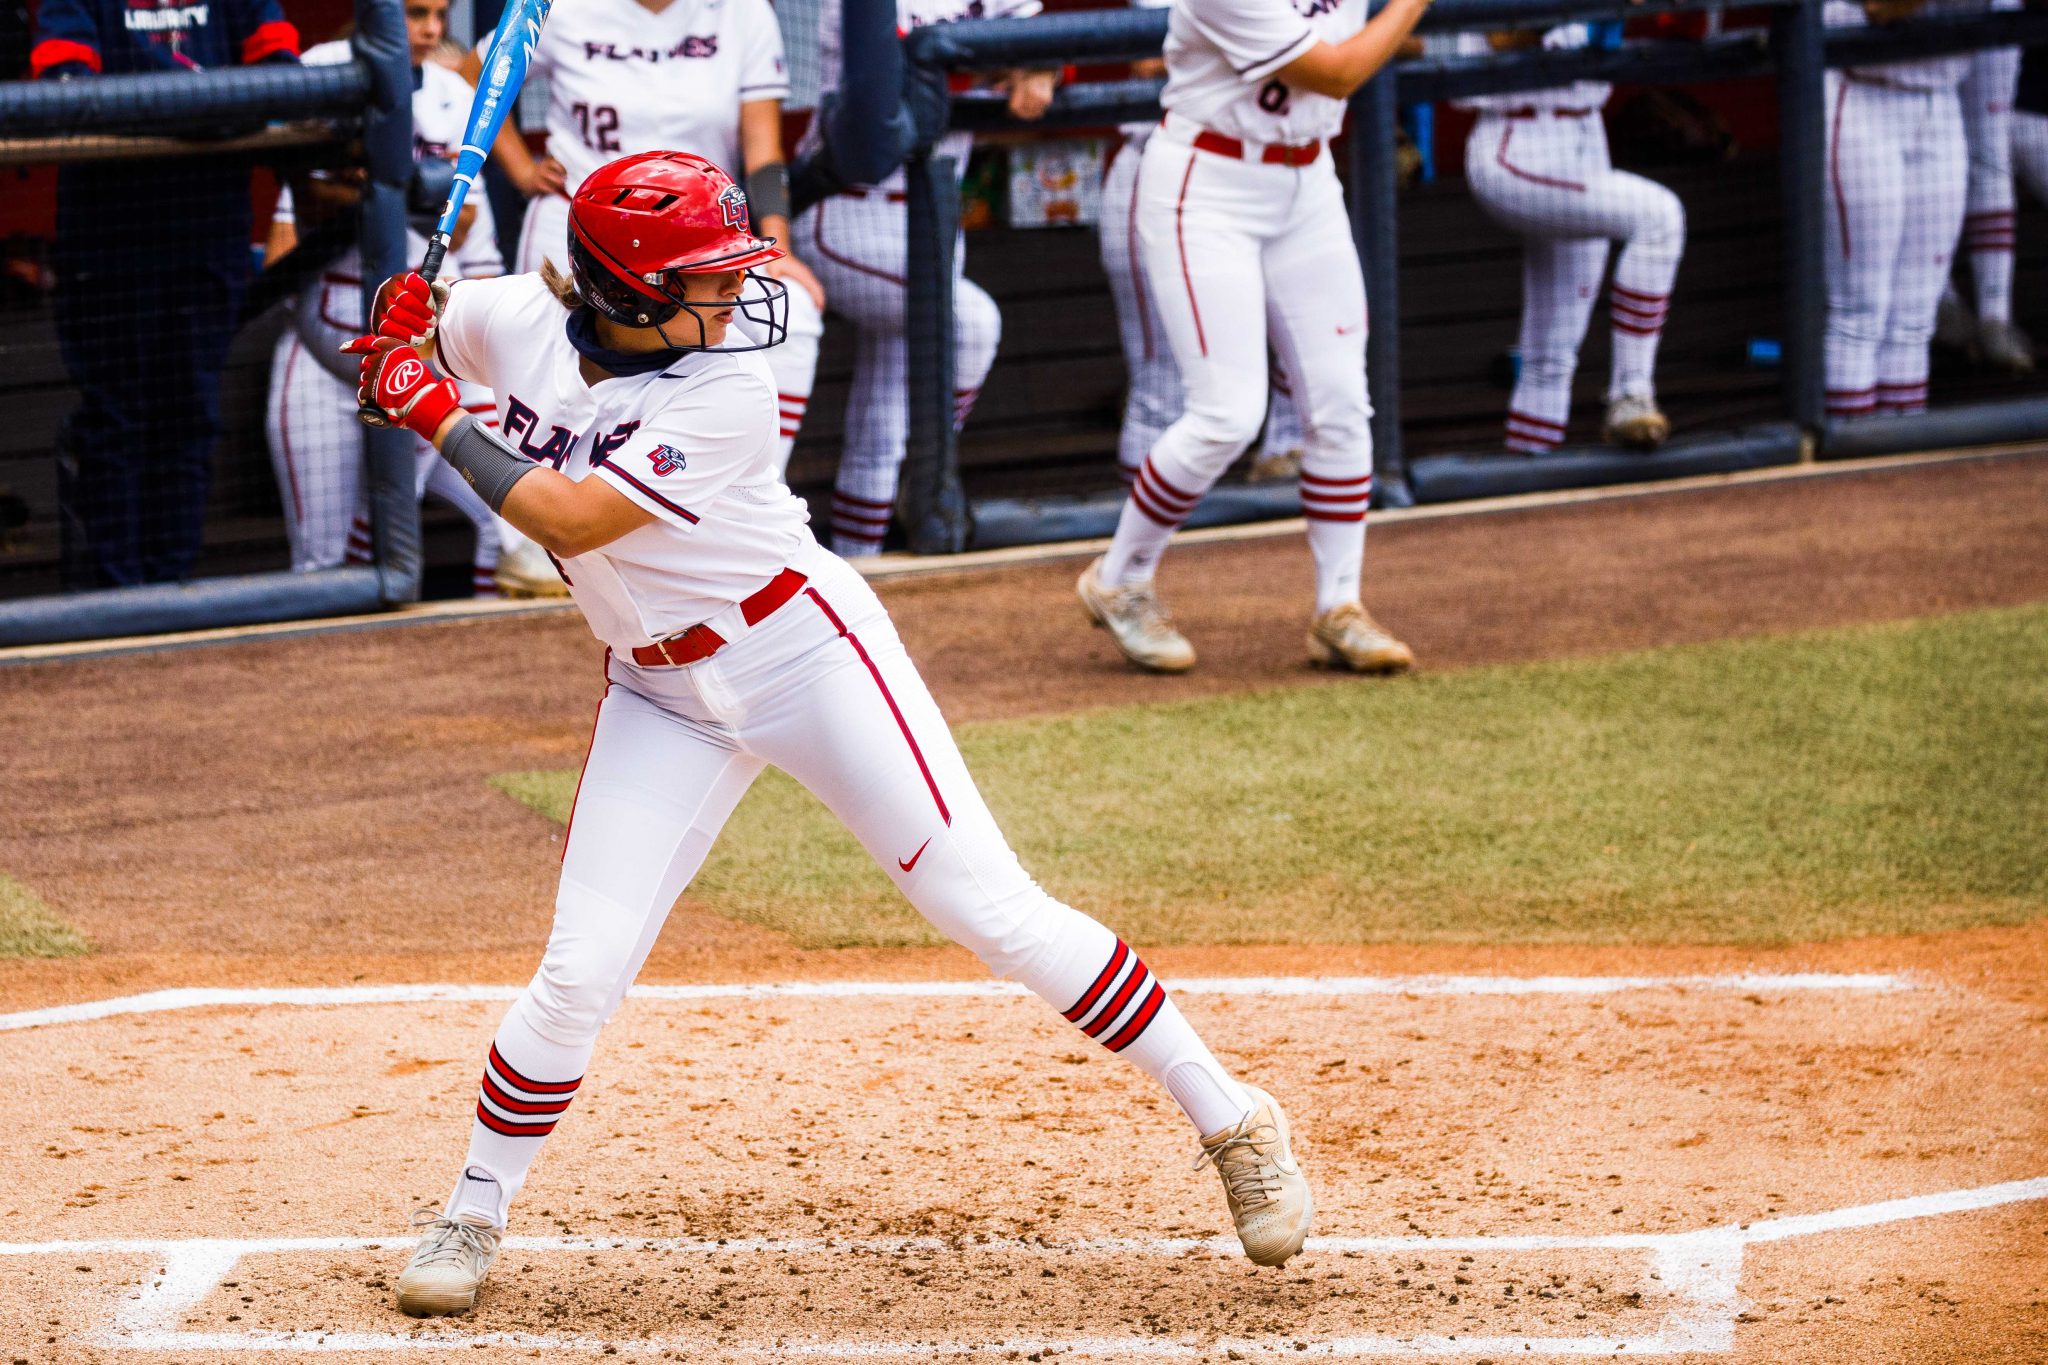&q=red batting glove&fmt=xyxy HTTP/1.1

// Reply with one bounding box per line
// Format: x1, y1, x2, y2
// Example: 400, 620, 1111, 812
370, 271, 448, 346
342, 334, 461, 437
